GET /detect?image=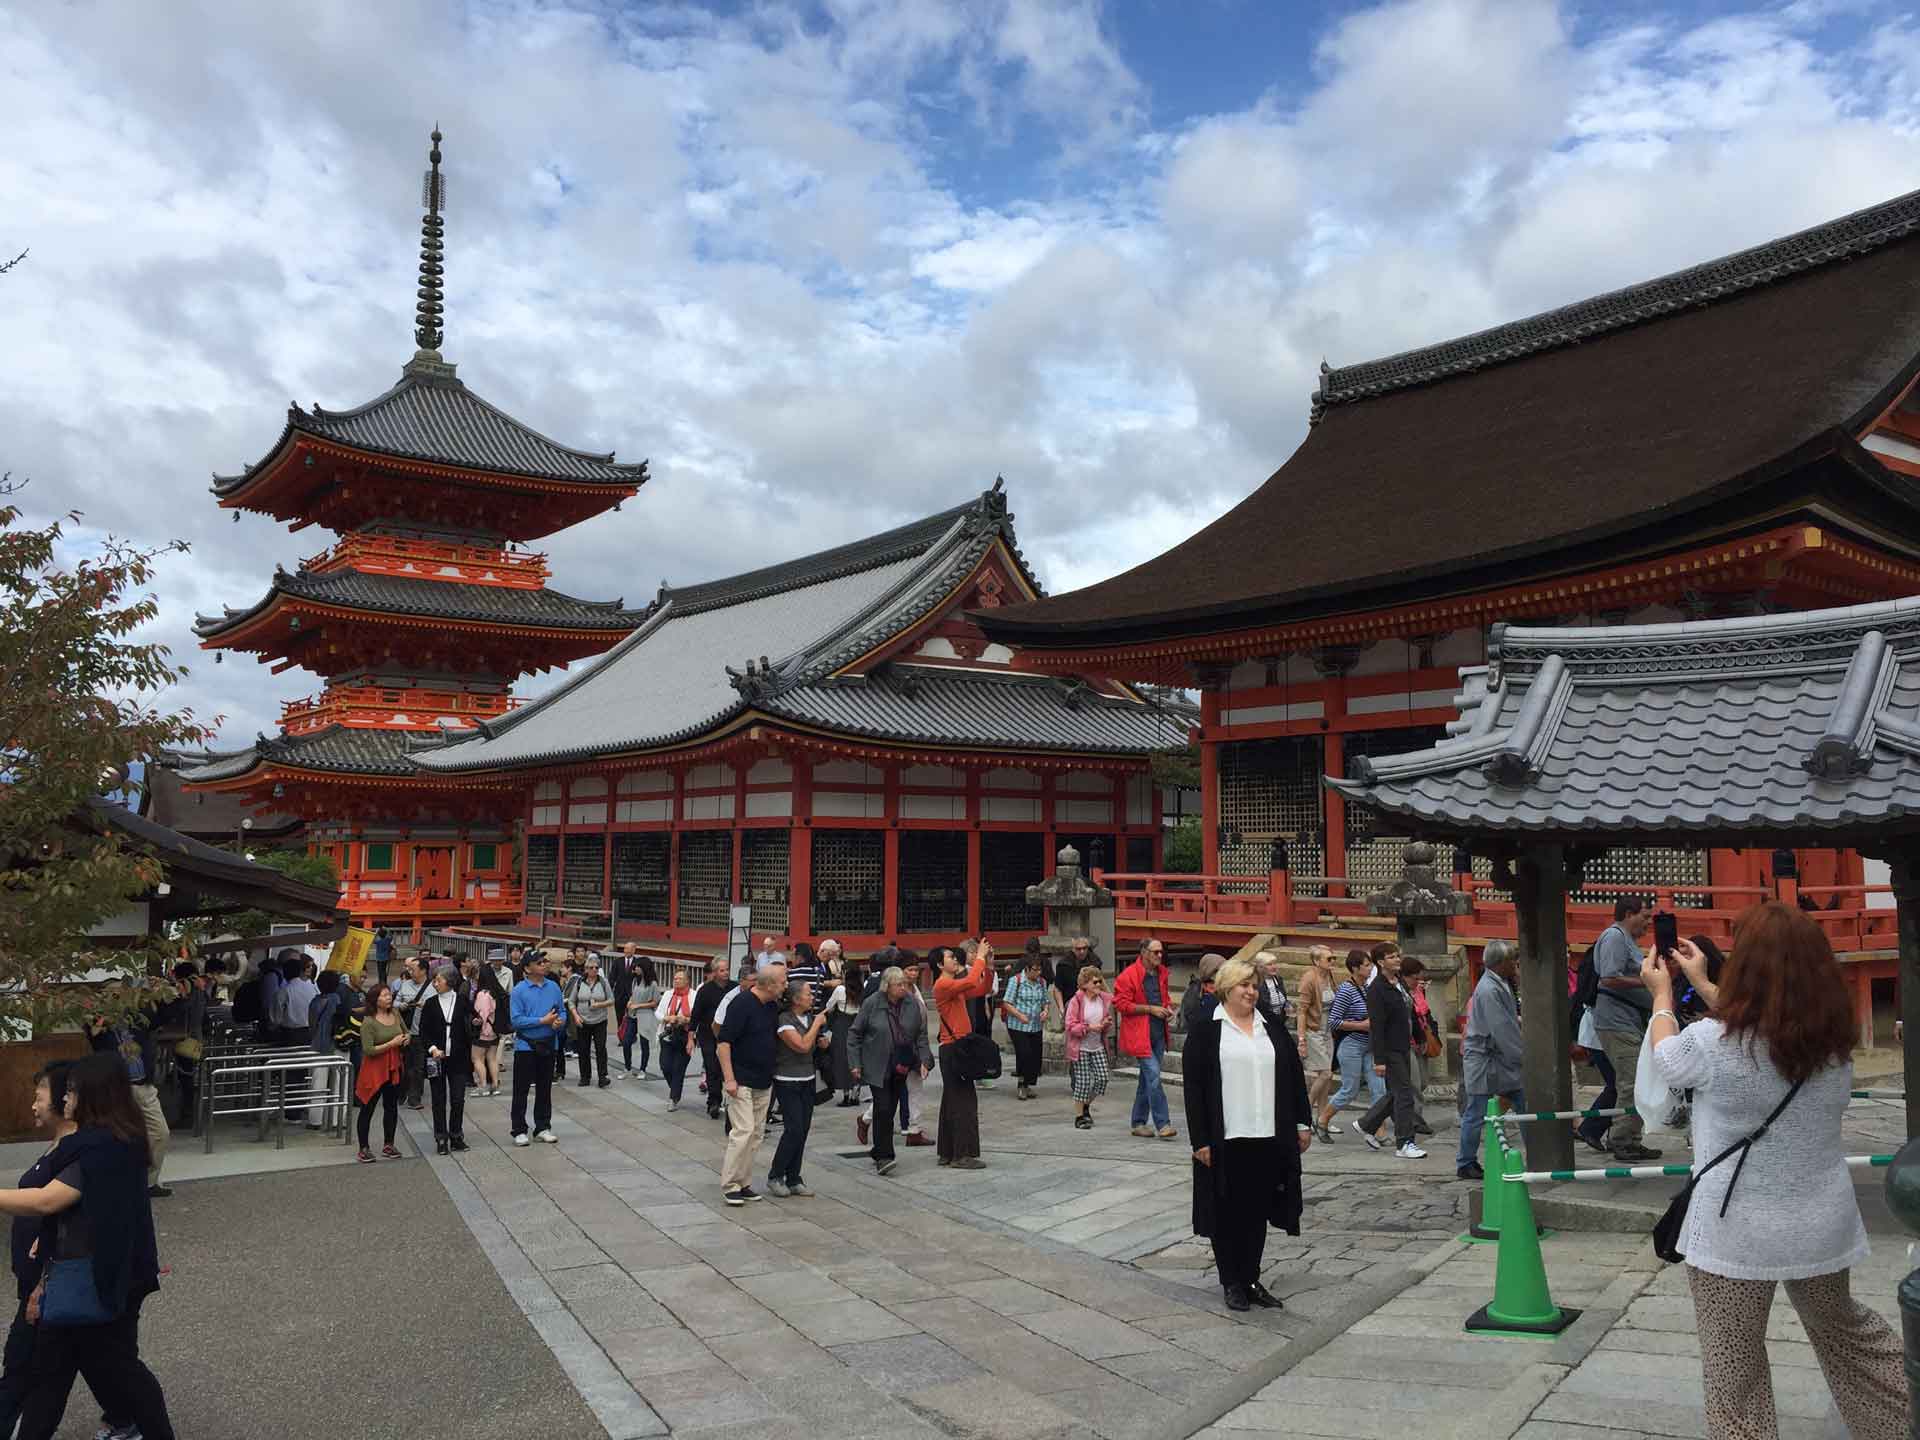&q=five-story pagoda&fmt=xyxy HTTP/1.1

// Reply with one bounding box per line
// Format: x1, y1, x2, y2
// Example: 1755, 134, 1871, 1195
185, 131, 647, 937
